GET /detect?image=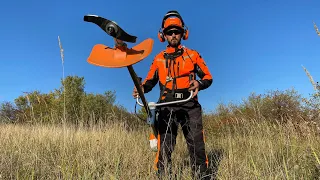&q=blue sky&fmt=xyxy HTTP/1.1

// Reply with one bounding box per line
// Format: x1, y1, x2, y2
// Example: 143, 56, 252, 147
0, 0, 319, 113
